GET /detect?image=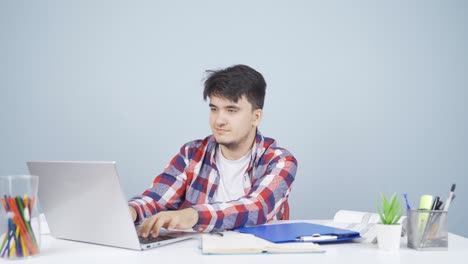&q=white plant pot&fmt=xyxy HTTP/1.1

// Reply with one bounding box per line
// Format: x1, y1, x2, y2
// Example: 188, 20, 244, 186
376, 224, 402, 250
